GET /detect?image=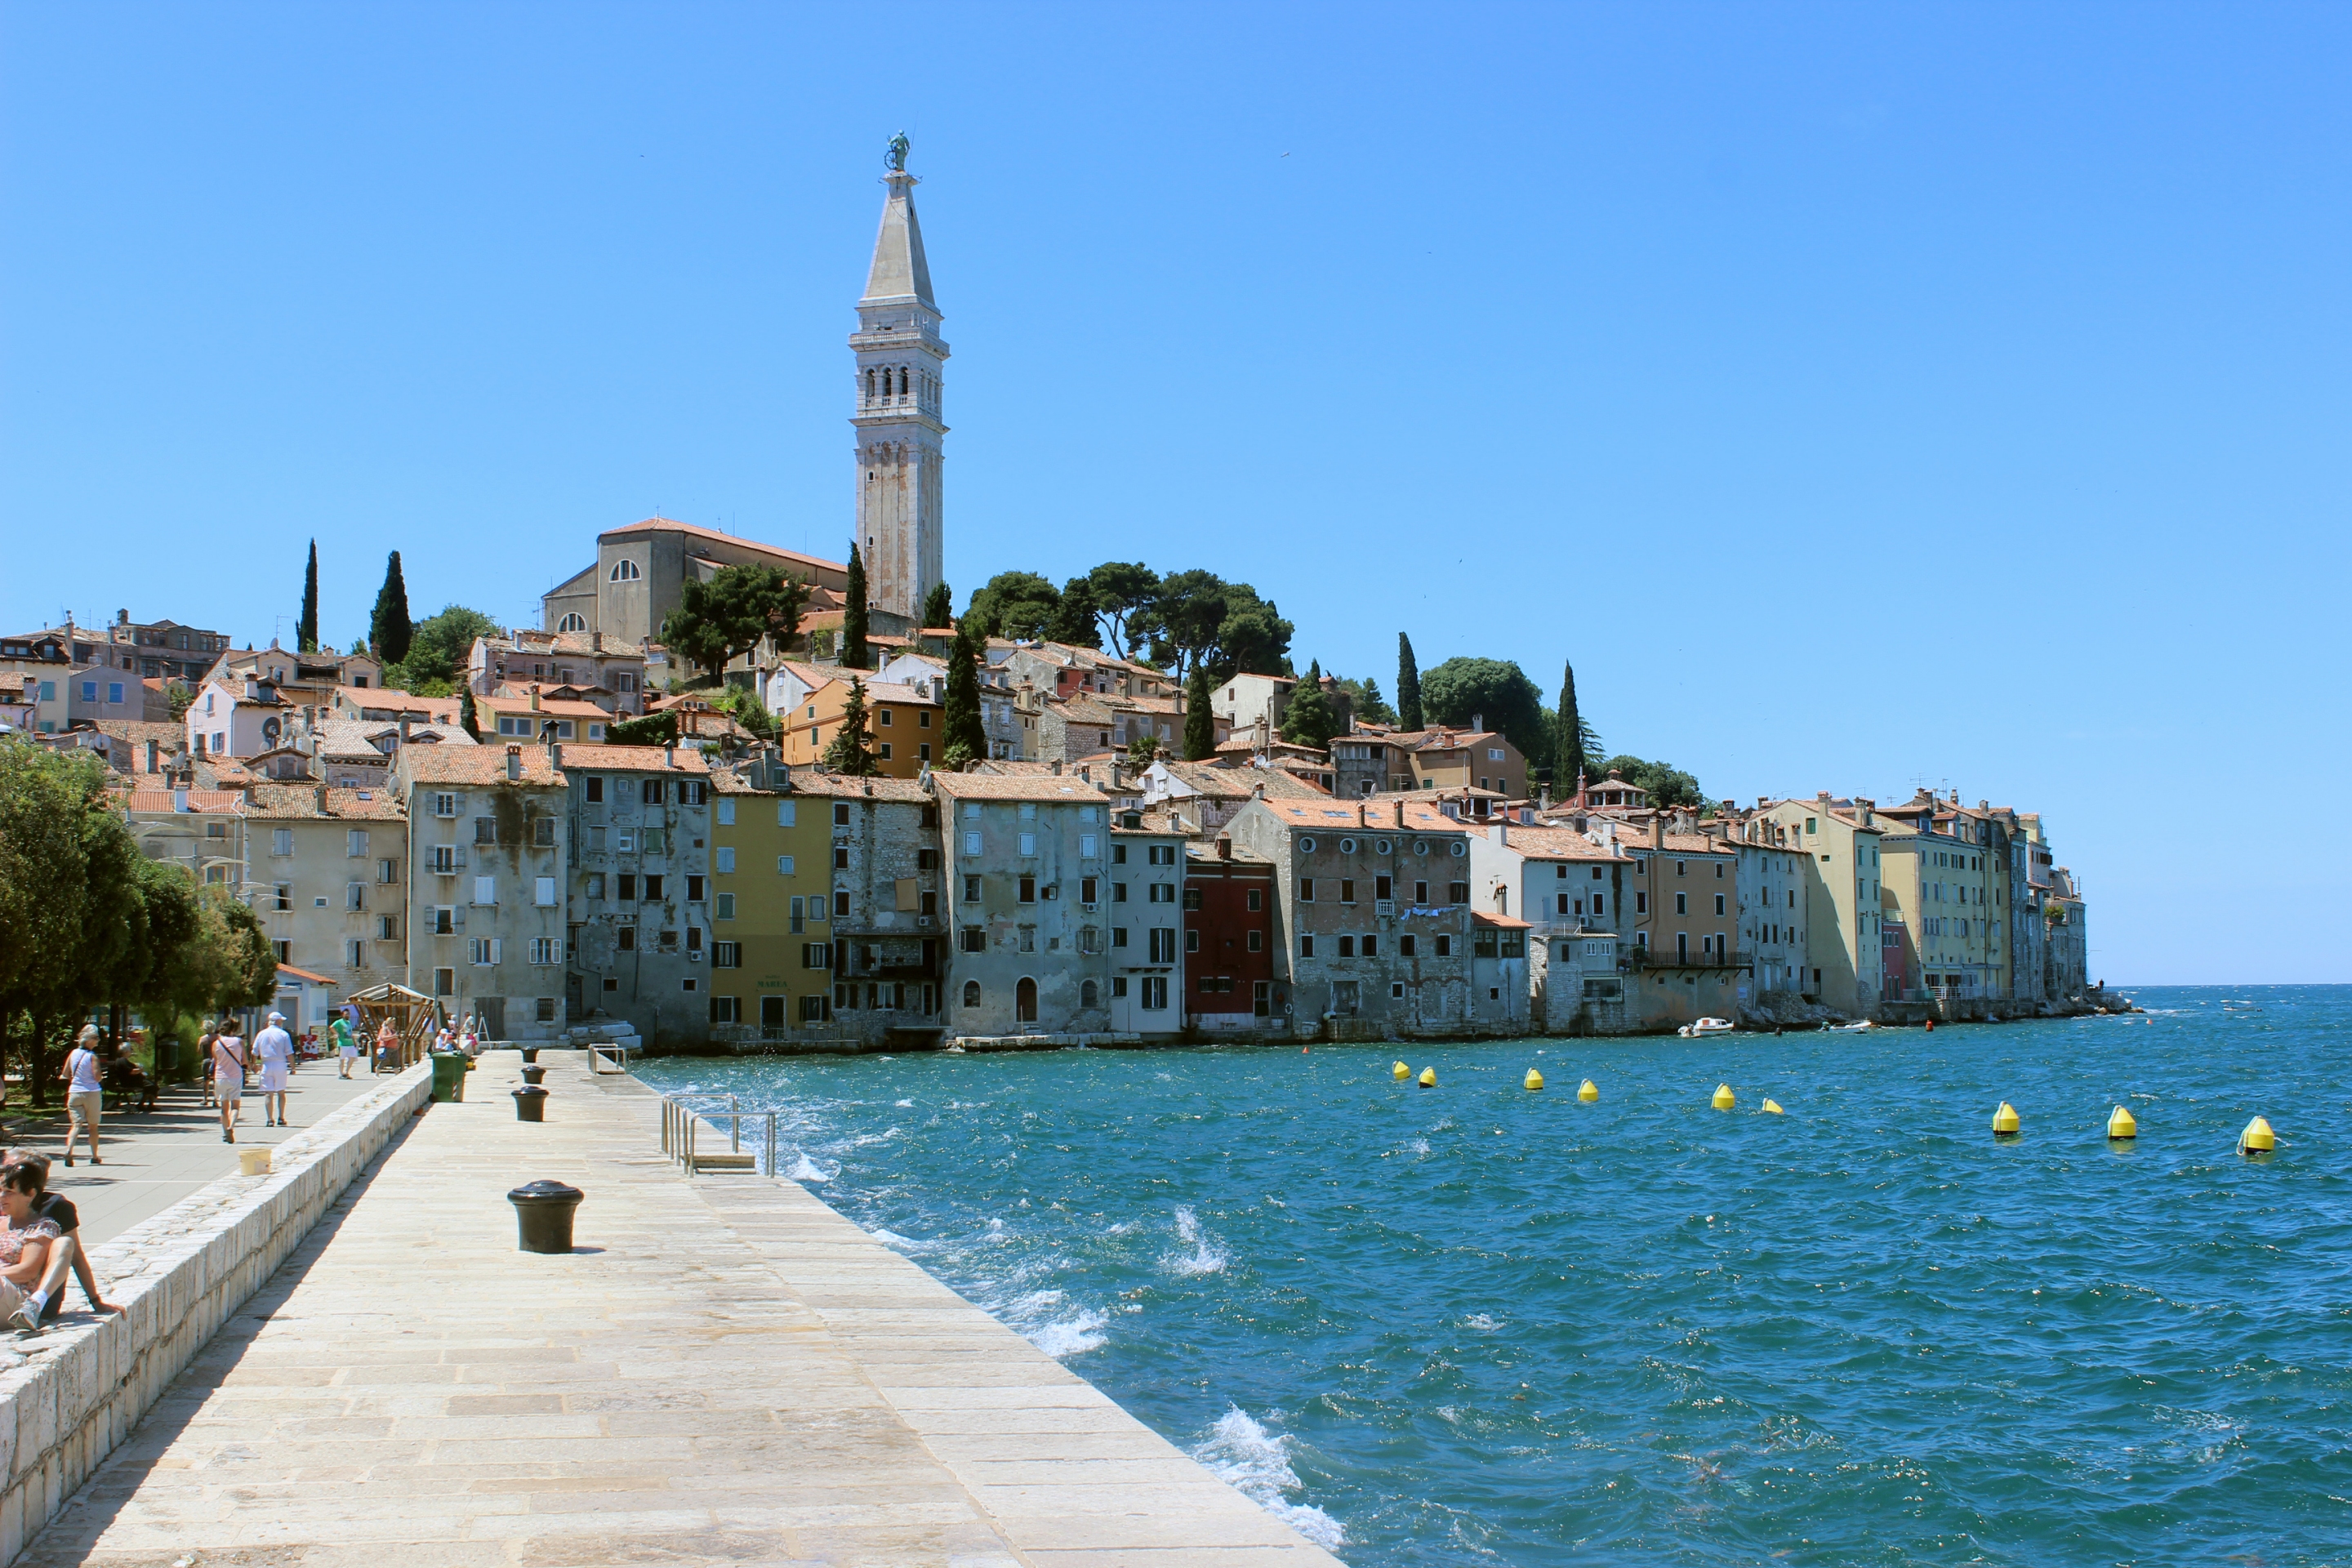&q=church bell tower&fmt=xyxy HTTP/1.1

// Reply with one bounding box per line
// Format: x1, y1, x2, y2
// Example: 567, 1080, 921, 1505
850, 137, 947, 626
